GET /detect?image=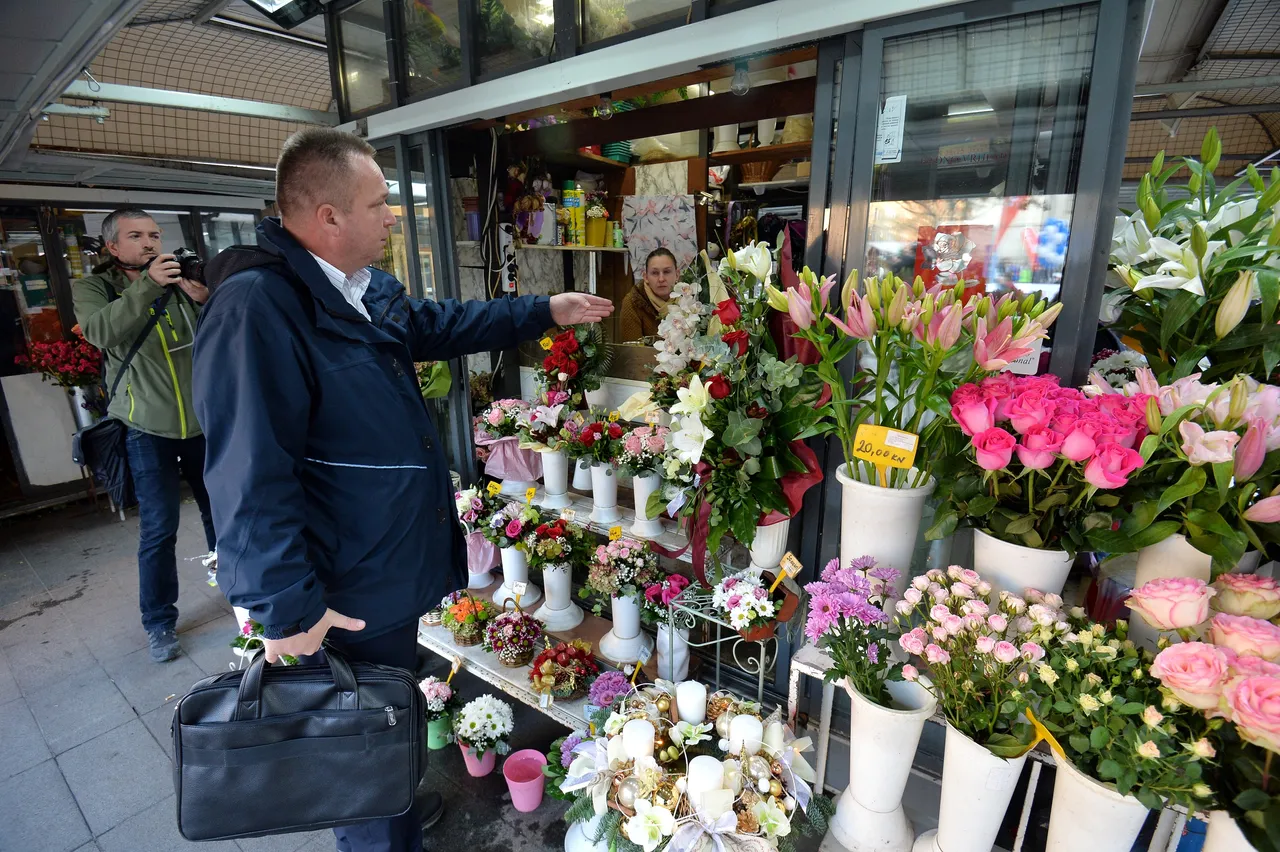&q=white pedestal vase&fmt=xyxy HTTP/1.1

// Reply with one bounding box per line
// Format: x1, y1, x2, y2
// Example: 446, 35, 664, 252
656, 622, 690, 681
757, 118, 778, 146
573, 458, 593, 491
534, 563, 584, 631
539, 449, 571, 510
599, 593, 653, 664
493, 546, 541, 606
564, 814, 607, 852
712, 124, 741, 153
589, 463, 621, 525
1130, 533, 1212, 650
749, 518, 791, 573
499, 478, 536, 498
911, 724, 1028, 852
827, 678, 937, 852
1044, 755, 1150, 852
630, 472, 664, 538
972, 529, 1075, 598
1204, 811, 1253, 852
836, 464, 936, 596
